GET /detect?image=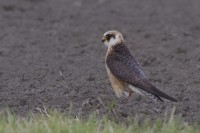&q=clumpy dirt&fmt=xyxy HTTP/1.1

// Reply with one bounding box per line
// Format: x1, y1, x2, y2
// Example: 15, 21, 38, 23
0, 0, 200, 123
